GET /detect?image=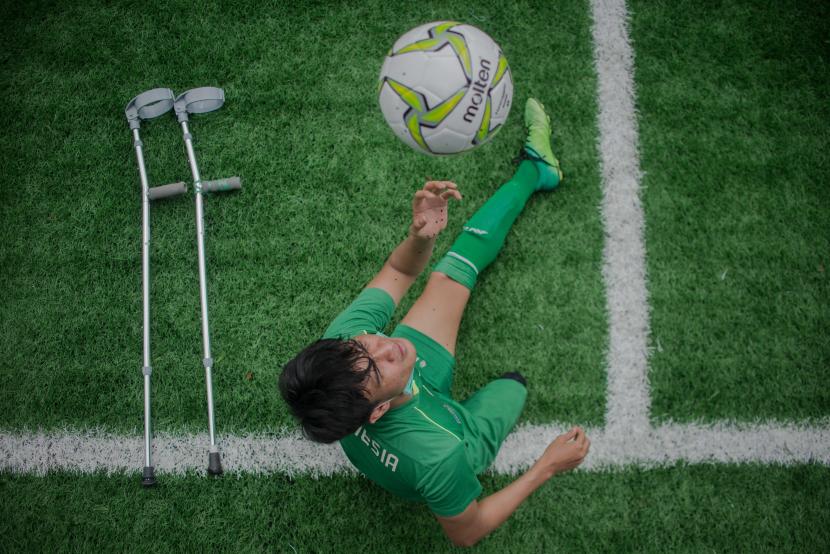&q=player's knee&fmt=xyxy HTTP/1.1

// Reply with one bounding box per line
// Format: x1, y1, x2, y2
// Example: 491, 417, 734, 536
432, 256, 478, 291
